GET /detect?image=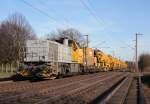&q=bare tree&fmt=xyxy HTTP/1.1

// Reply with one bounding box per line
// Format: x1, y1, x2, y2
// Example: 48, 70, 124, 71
138, 53, 150, 72
0, 13, 36, 63
46, 28, 86, 47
